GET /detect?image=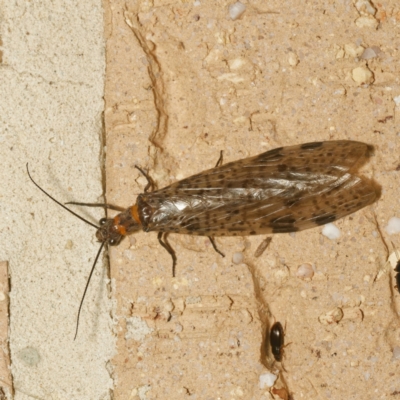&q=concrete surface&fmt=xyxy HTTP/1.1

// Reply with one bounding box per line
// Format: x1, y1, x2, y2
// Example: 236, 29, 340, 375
0, 1, 114, 399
